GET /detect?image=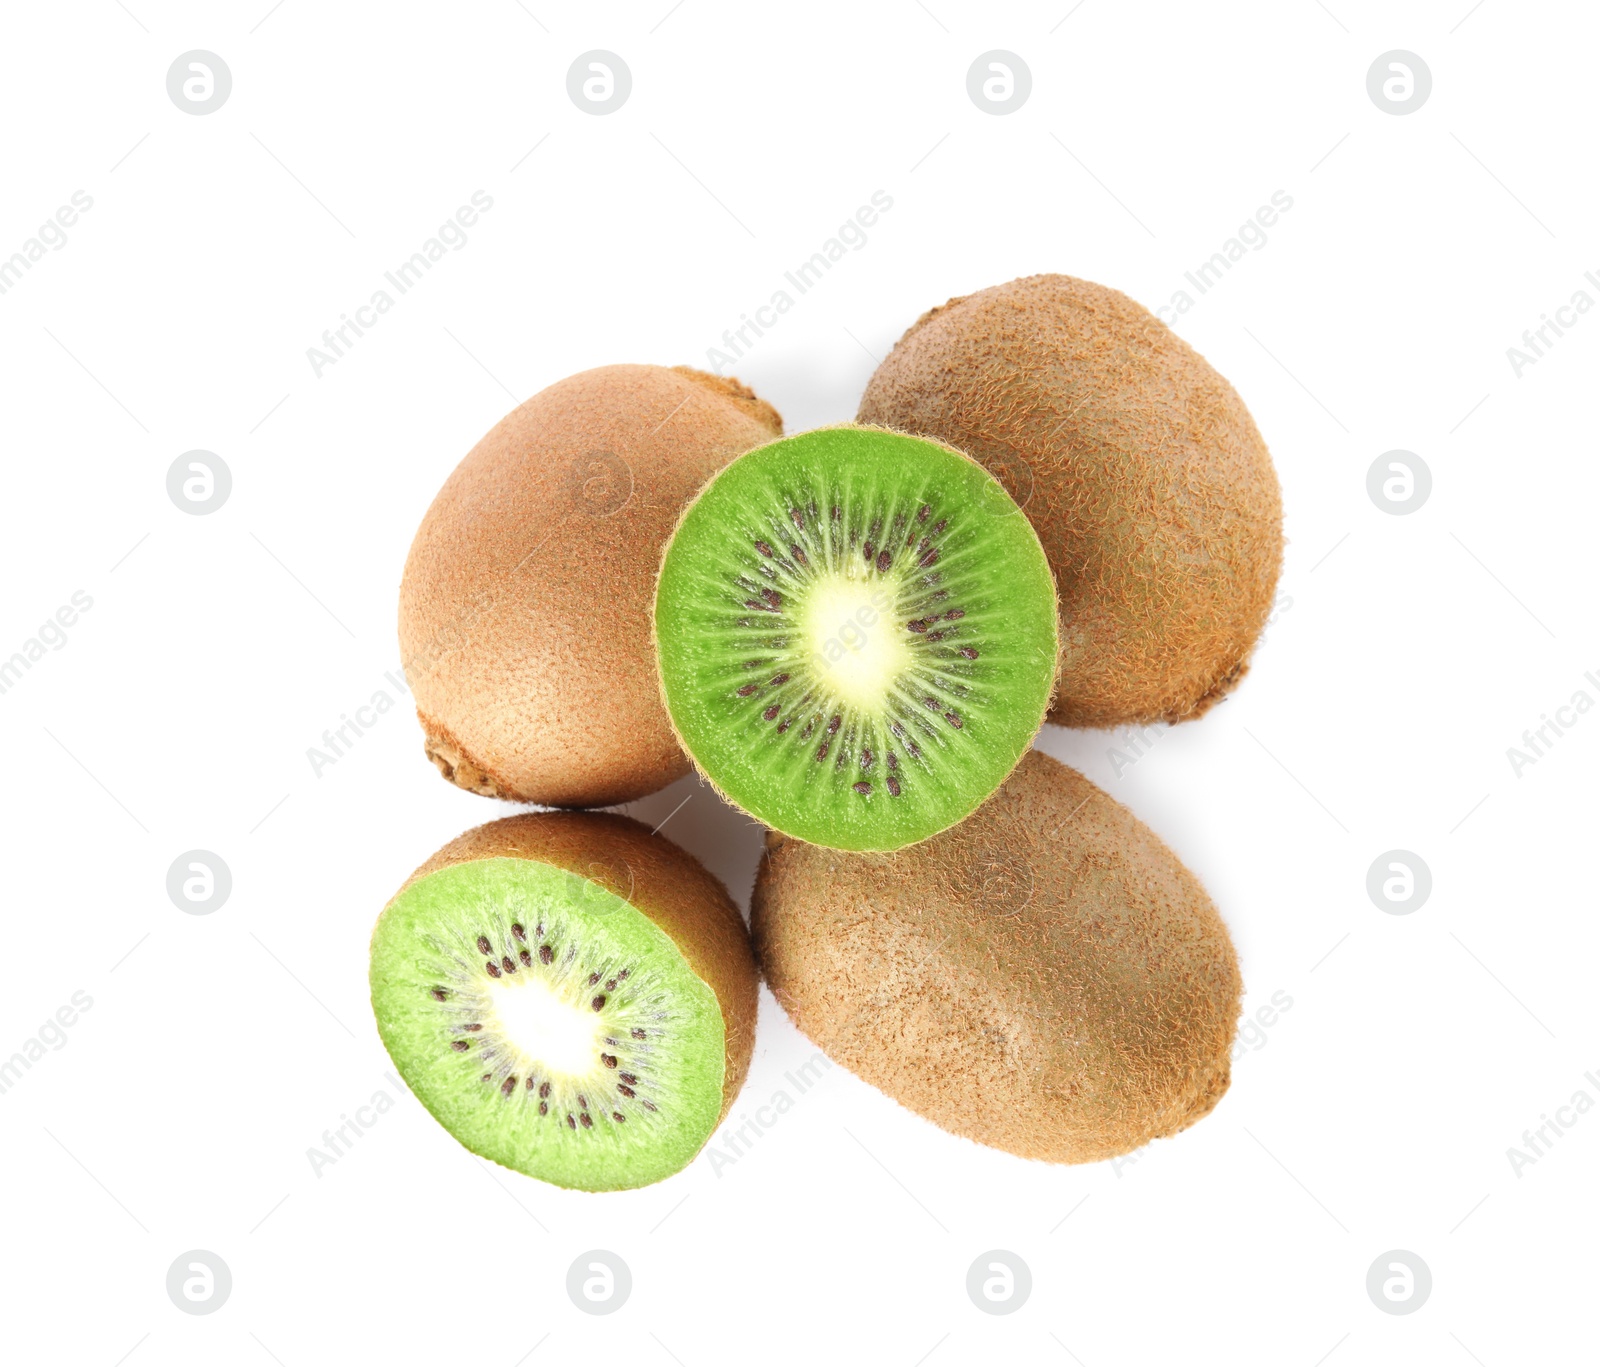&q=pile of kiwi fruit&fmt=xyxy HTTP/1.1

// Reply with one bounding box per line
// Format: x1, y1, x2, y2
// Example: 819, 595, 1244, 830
373, 274, 1283, 1191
